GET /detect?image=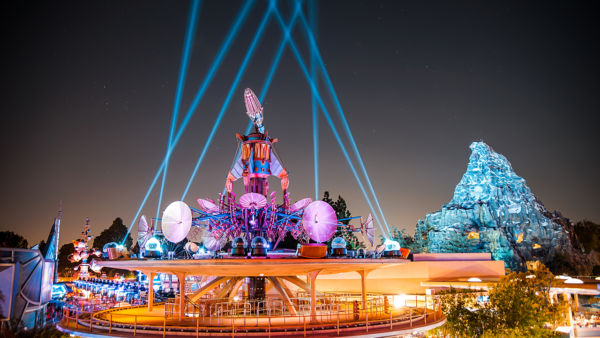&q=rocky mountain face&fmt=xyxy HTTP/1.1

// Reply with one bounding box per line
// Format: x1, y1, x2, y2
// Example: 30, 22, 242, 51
414, 142, 598, 273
